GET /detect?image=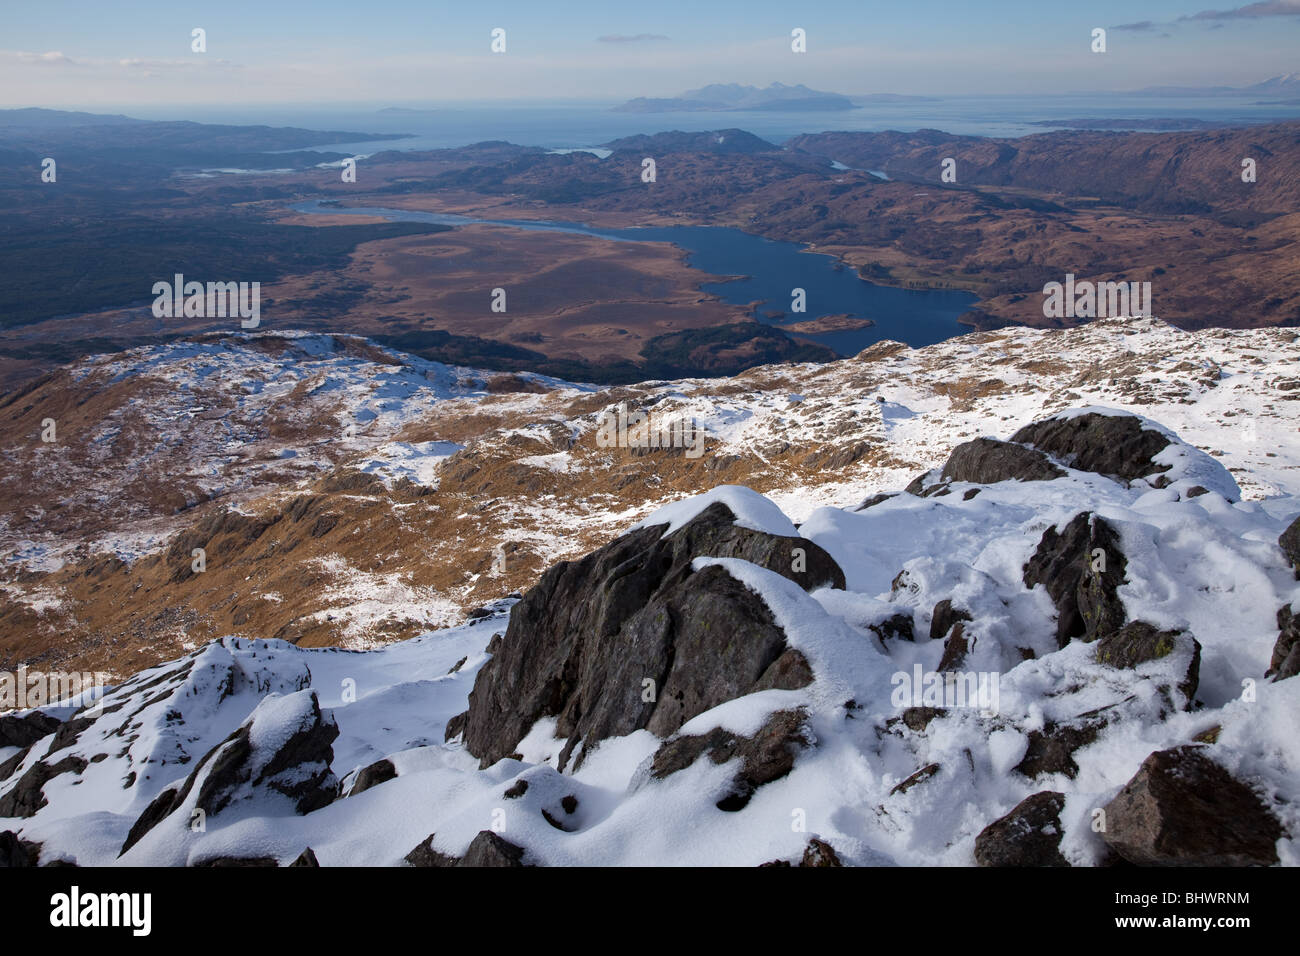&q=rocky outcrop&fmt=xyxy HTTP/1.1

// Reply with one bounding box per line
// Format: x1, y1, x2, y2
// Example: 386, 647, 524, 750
650, 708, 811, 811
905, 412, 1180, 497
0, 755, 87, 819
974, 791, 1071, 867
458, 502, 838, 770
1023, 512, 1127, 646
120, 690, 339, 856
1009, 413, 1172, 485
0, 830, 37, 867
0, 712, 60, 751
1101, 747, 1283, 866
